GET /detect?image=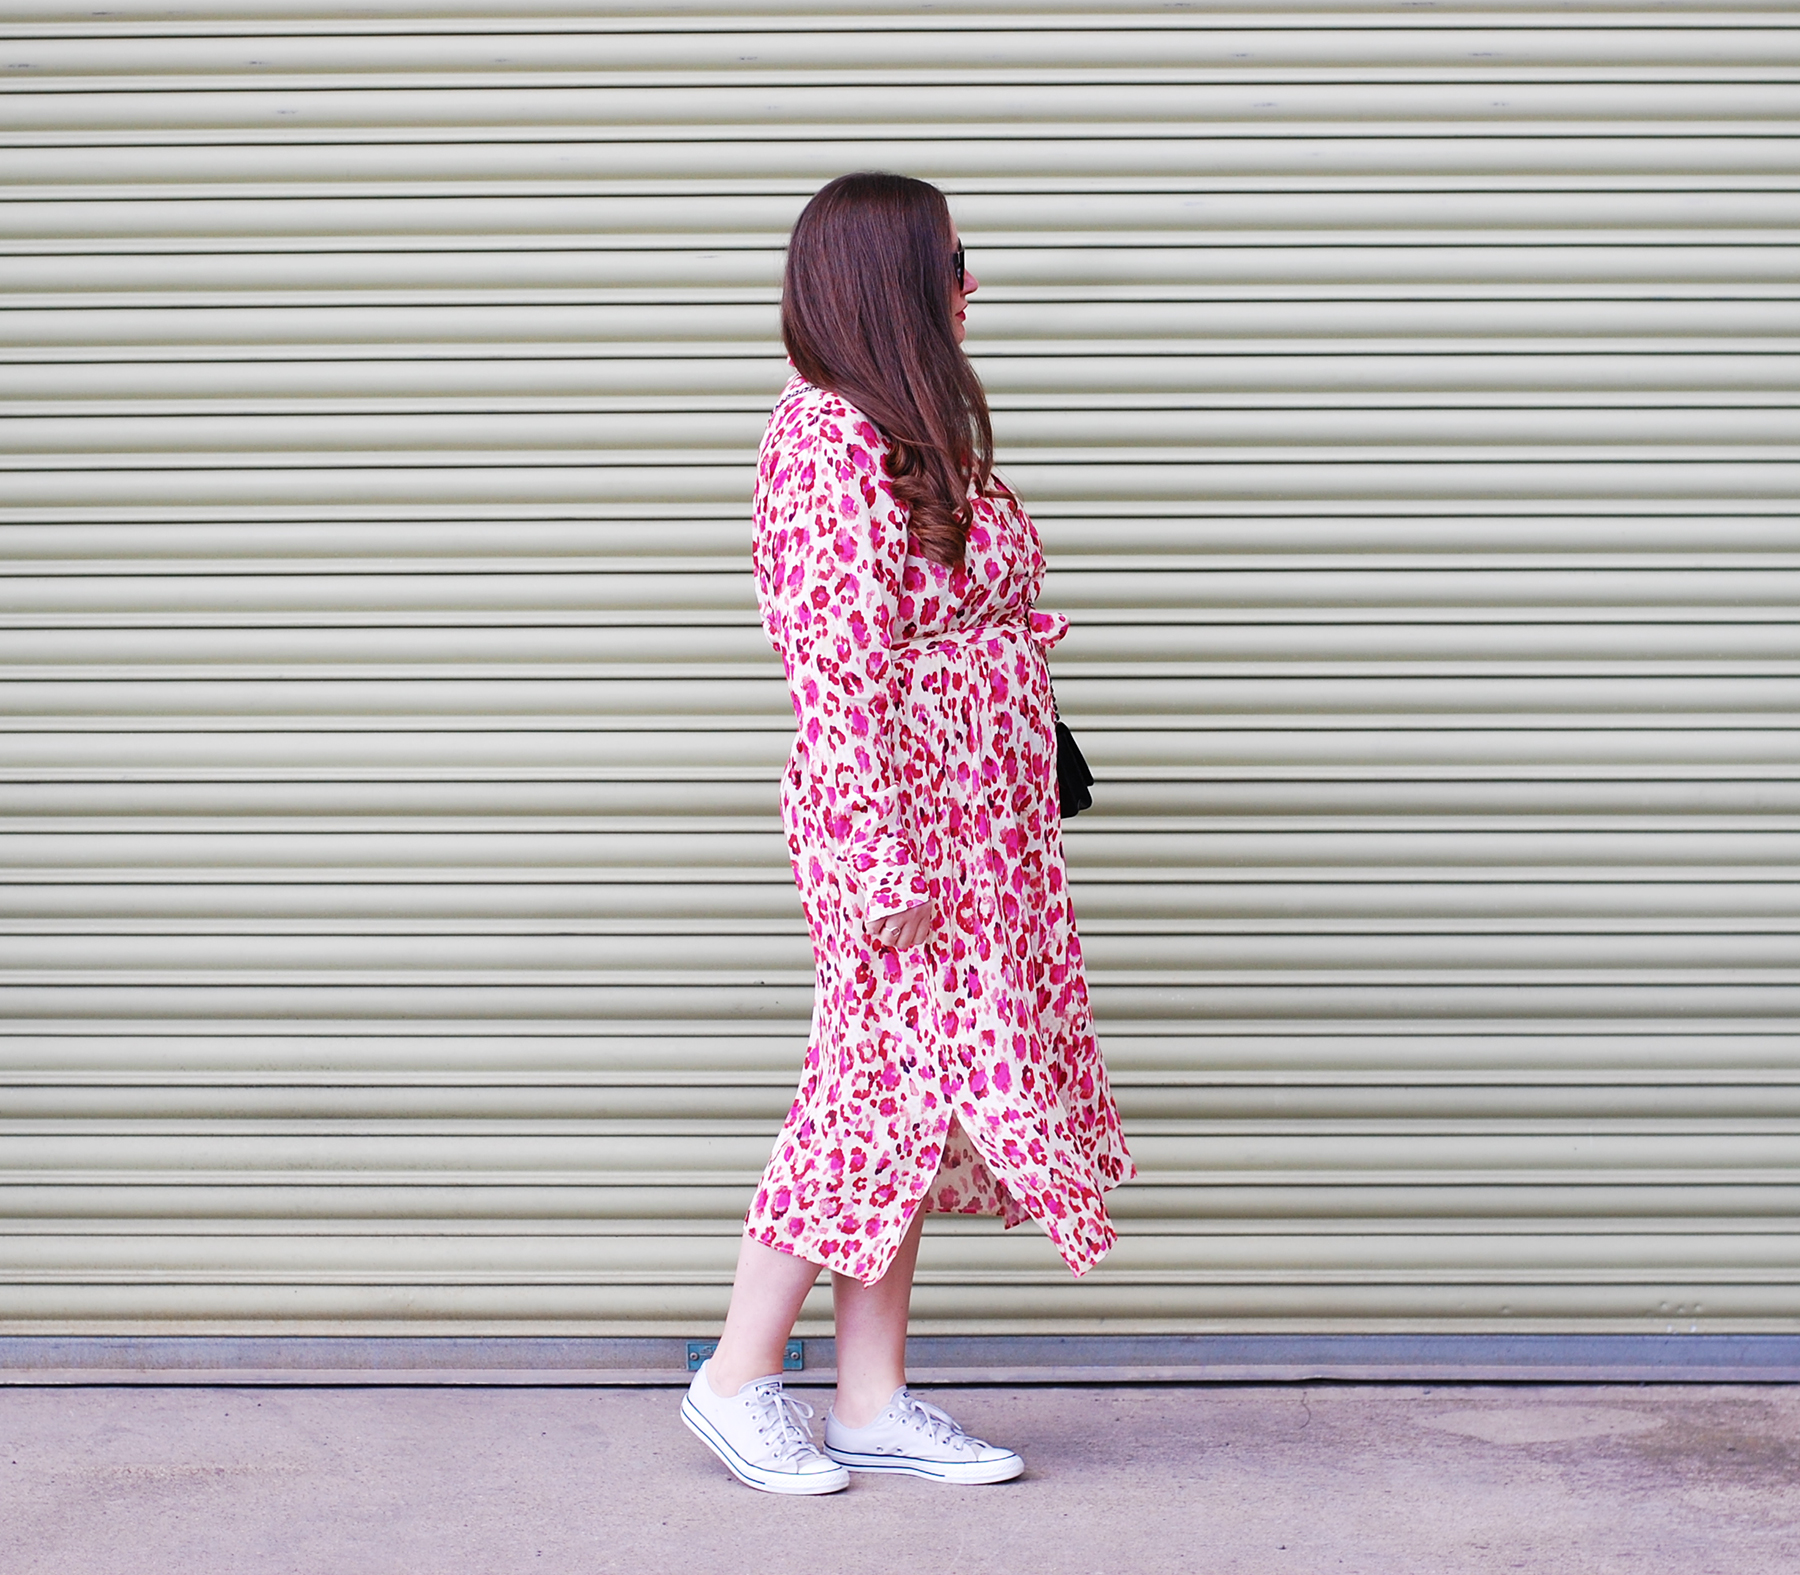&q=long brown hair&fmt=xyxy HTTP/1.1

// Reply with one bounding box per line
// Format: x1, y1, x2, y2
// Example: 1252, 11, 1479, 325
781, 172, 993, 567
